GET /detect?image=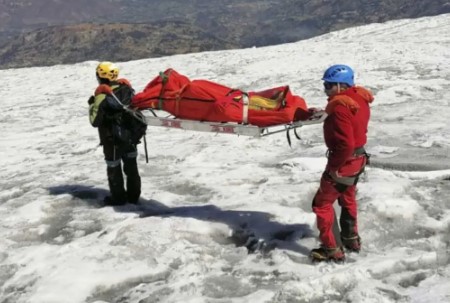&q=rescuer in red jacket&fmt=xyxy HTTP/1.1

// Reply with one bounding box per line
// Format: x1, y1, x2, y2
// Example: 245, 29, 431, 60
310, 65, 374, 263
